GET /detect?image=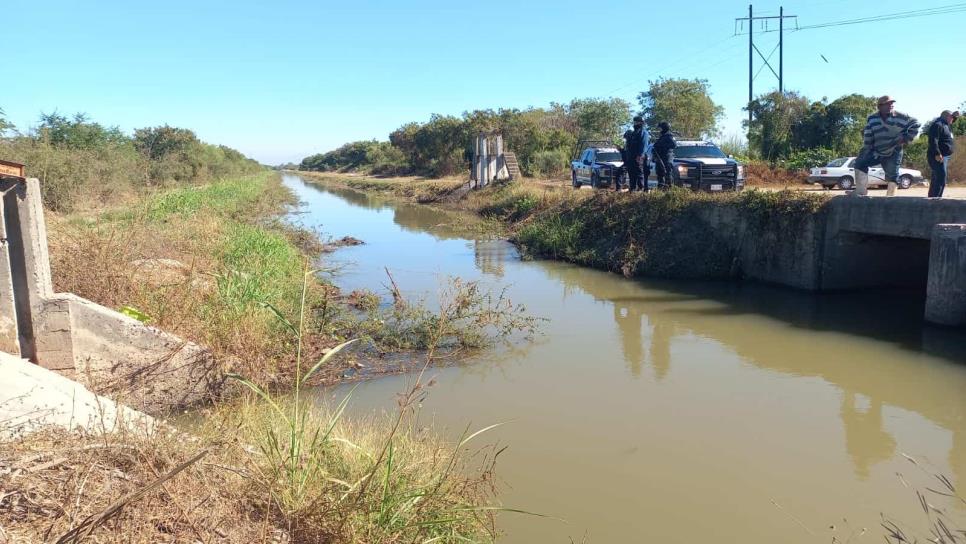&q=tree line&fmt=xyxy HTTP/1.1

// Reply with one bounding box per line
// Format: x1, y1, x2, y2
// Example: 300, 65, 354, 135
0, 109, 261, 211
299, 97, 632, 178
299, 78, 964, 179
